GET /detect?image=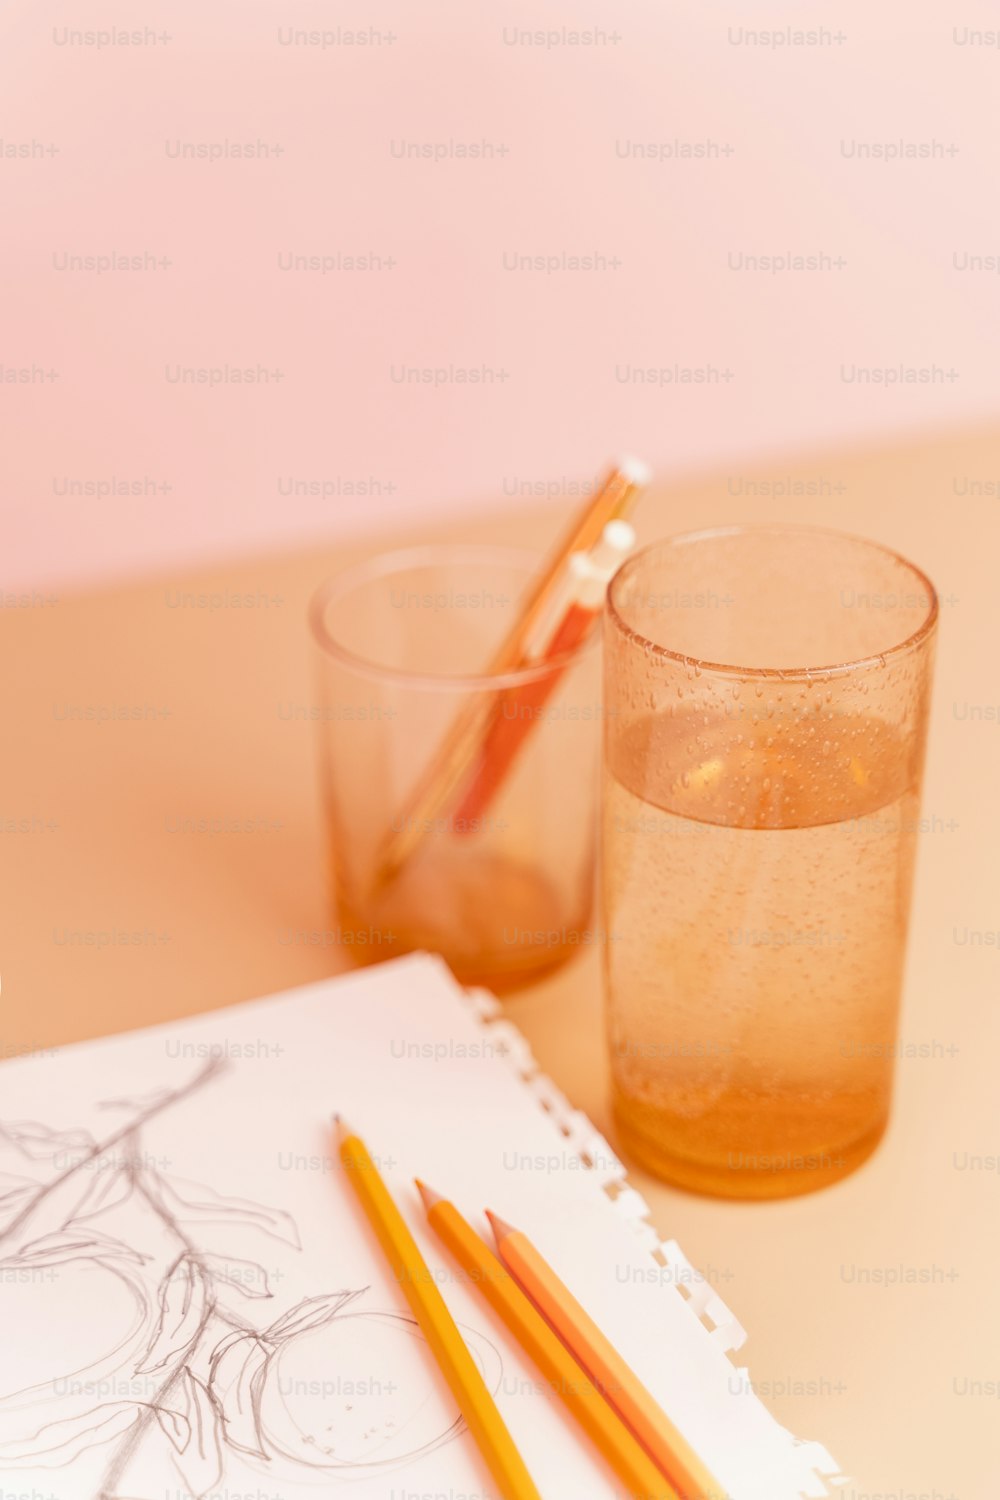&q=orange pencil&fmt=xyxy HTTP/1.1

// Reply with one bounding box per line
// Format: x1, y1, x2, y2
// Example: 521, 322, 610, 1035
487, 1211, 725, 1500
453, 520, 635, 827
373, 457, 650, 886
418, 1181, 680, 1500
